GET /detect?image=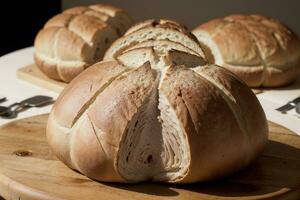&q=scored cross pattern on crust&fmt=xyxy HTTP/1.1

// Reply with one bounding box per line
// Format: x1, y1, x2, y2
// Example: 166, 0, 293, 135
47, 19, 268, 184
34, 4, 133, 82
193, 14, 300, 87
